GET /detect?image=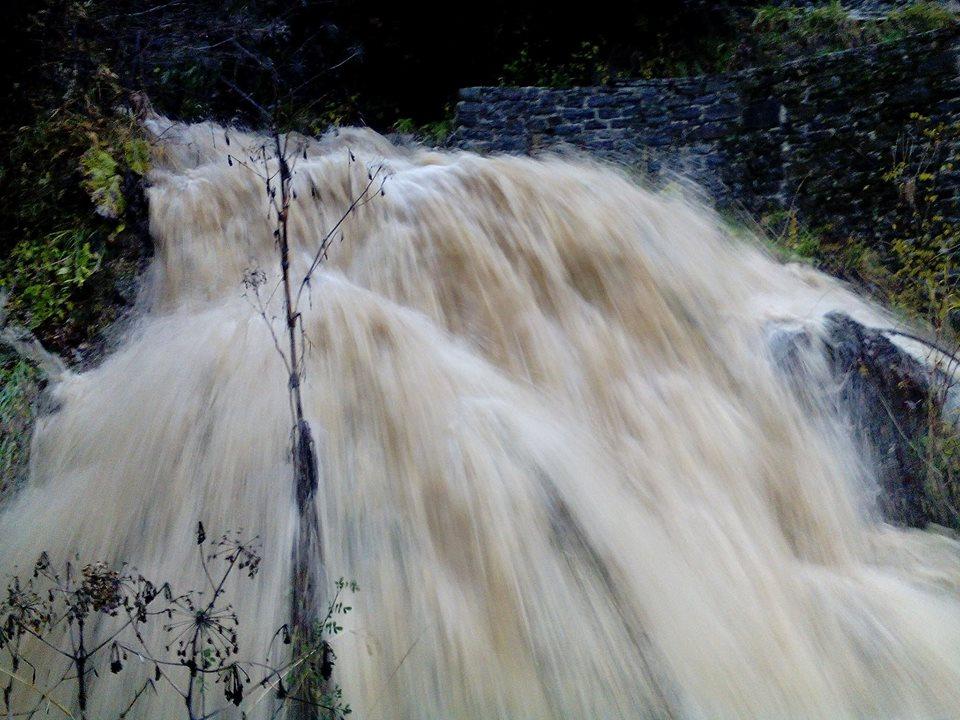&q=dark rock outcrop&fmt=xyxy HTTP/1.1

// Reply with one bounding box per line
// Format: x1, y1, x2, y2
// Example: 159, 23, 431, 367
770, 312, 945, 527
822, 312, 937, 527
